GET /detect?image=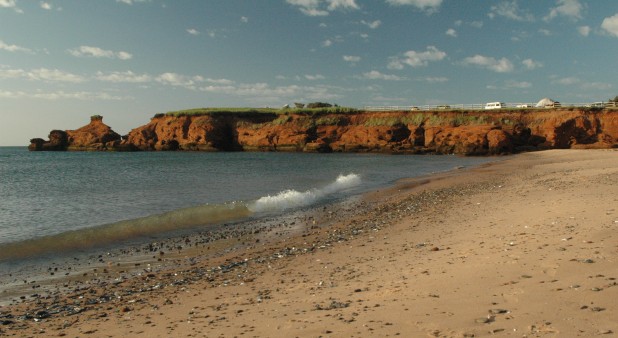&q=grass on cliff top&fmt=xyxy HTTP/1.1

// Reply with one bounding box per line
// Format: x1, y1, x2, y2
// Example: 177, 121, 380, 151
160, 106, 359, 118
